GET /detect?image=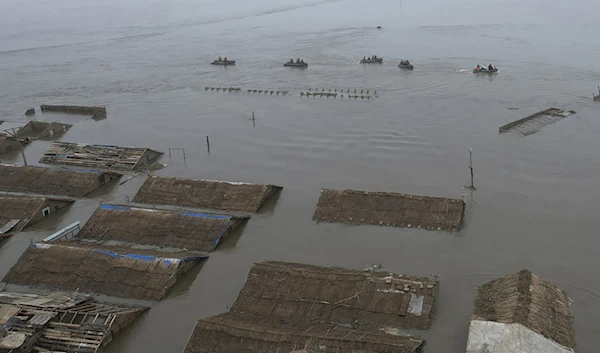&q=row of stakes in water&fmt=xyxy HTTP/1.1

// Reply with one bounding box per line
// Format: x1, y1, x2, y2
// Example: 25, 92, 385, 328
302, 88, 377, 100
205, 87, 289, 95
204, 86, 376, 98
